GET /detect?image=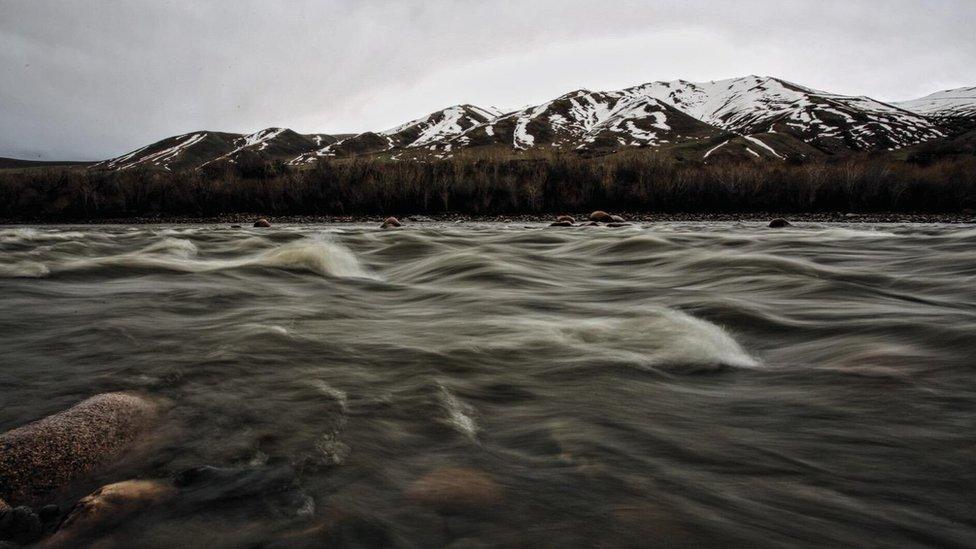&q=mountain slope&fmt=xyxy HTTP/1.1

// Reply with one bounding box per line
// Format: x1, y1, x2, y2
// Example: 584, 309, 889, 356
94, 129, 338, 171
437, 90, 722, 154
894, 86, 976, 119
292, 105, 500, 163
631, 76, 945, 155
